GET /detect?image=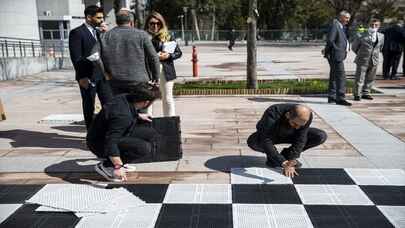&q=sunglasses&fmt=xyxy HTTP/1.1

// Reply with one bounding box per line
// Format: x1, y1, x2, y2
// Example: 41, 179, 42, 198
149, 21, 161, 26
